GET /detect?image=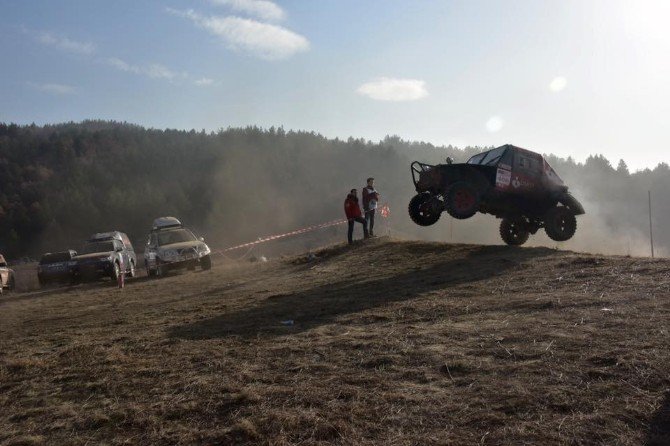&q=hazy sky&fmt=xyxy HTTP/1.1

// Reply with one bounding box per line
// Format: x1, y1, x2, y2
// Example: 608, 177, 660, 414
1, 0, 669, 170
